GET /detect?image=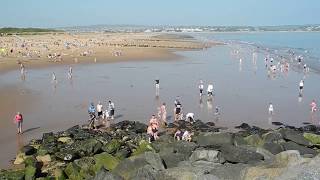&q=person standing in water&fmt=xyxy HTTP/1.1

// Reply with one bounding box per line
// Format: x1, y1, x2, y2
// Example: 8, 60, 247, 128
268, 103, 274, 115
155, 79, 160, 96
199, 80, 204, 97
52, 72, 57, 83
108, 100, 115, 120
175, 101, 183, 121
207, 83, 214, 97
299, 80, 304, 93
13, 112, 23, 134
310, 100, 317, 112
96, 101, 103, 118
160, 103, 167, 125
